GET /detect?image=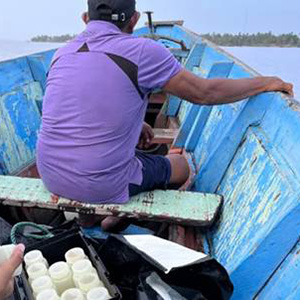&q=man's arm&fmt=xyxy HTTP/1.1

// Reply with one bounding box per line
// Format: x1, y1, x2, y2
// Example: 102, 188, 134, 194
163, 70, 294, 106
